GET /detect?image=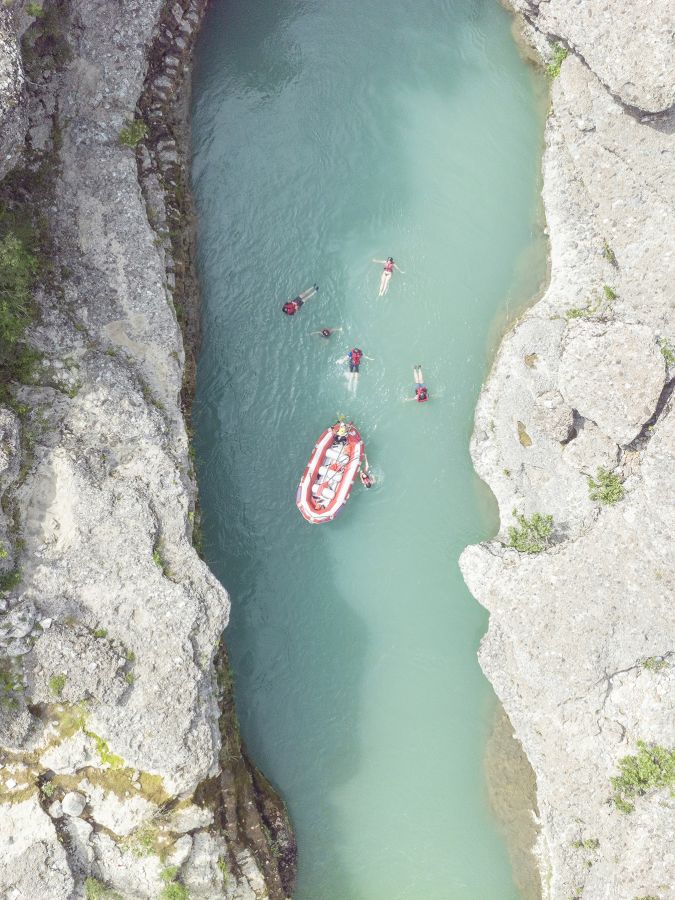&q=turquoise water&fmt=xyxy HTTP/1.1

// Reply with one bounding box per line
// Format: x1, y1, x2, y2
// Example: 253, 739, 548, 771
191, 1, 545, 897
